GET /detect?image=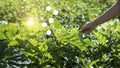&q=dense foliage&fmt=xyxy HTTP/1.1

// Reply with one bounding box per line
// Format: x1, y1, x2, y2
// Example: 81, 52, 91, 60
0, 0, 120, 68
